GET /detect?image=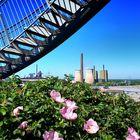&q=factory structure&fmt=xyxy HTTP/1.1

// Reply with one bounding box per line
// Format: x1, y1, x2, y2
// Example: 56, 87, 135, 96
99, 65, 108, 82
23, 64, 43, 79
21, 53, 108, 83
74, 53, 108, 84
